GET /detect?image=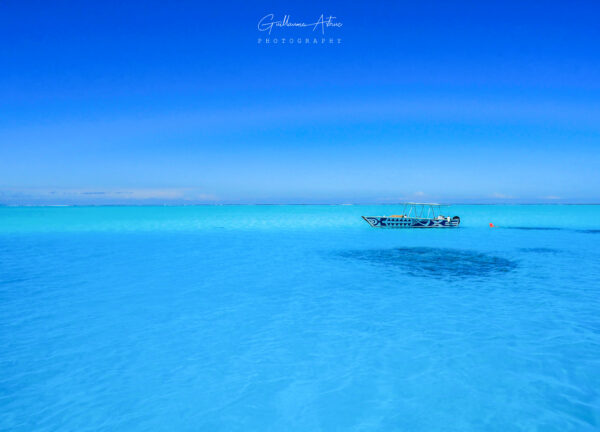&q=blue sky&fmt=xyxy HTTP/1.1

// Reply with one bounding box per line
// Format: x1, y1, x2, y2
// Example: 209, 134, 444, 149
1, 0, 599, 204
